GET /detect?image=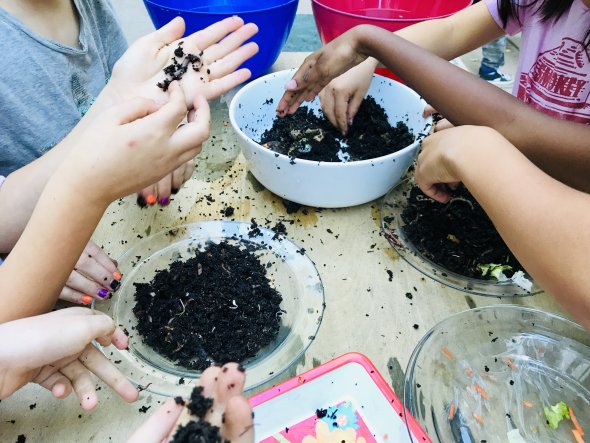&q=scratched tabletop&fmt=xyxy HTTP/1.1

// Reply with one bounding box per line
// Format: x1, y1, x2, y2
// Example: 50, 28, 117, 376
0, 53, 566, 443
